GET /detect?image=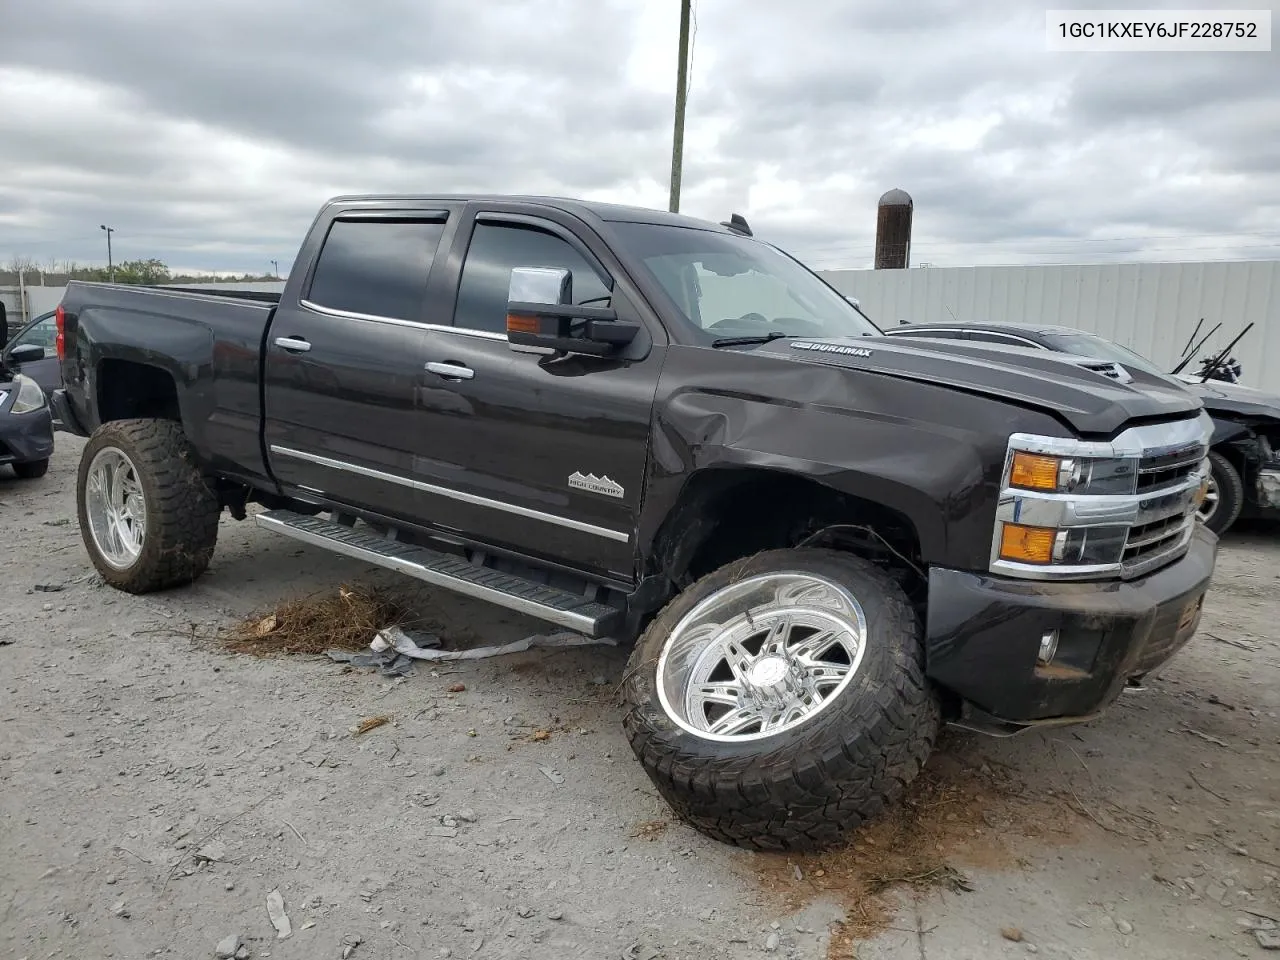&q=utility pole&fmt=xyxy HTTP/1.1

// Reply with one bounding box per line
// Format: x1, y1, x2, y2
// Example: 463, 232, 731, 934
668, 0, 692, 213
99, 224, 115, 282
